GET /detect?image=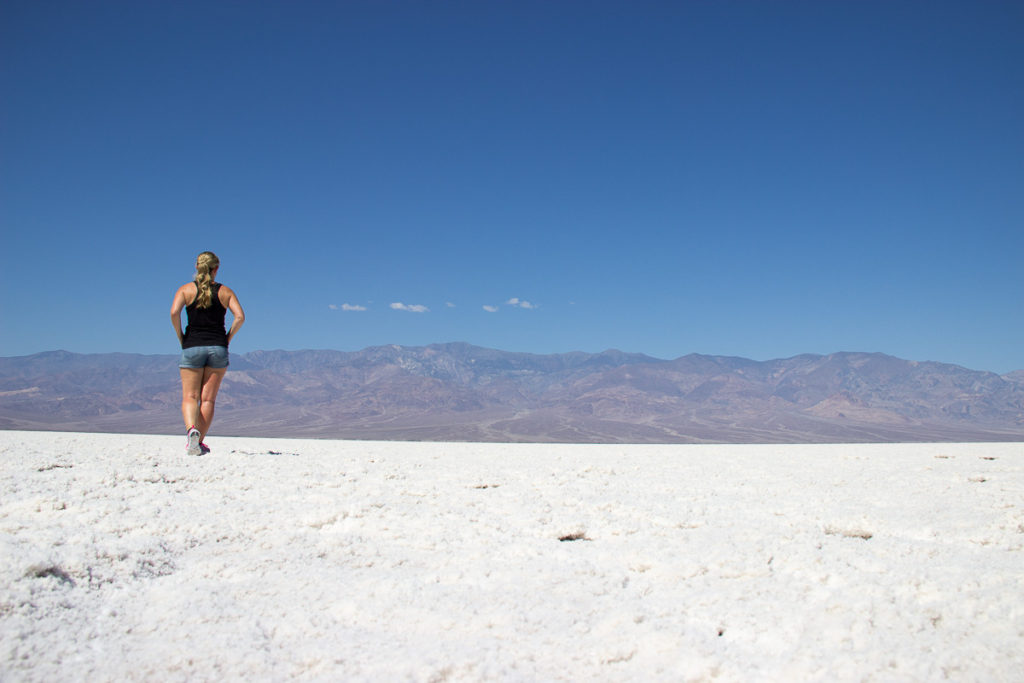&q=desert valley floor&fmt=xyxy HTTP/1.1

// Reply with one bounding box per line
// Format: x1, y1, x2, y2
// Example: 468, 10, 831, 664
2, 431, 1022, 681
